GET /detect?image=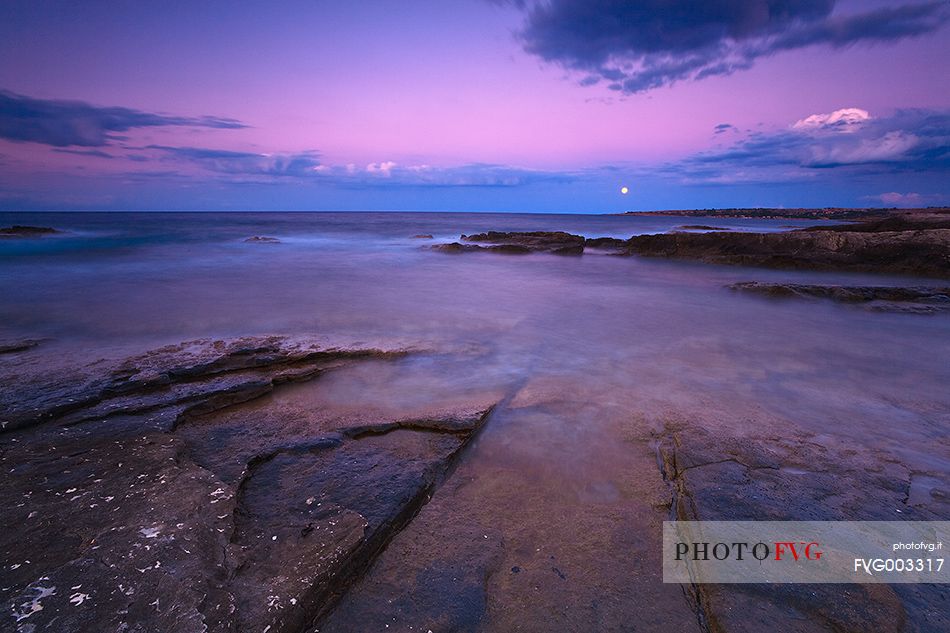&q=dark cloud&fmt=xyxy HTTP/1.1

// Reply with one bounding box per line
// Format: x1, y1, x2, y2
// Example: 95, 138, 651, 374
309, 161, 578, 189
0, 90, 246, 147
52, 148, 115, 159
146, 145, 321, 177
713, 123, 736, 134
500, 1, 949, 92
138, 146, 575, 188
666, 108, 950, 183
